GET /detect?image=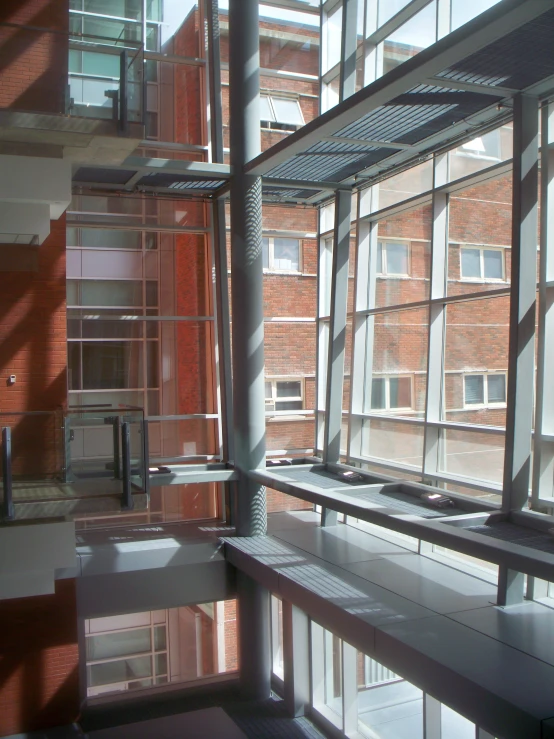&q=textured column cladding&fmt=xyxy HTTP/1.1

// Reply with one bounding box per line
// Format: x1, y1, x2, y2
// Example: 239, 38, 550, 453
237, 570, 271, 700
229, 0, 267, 536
